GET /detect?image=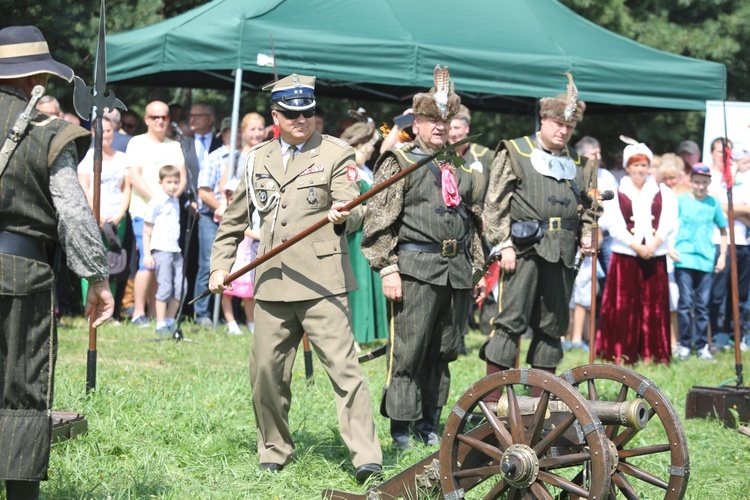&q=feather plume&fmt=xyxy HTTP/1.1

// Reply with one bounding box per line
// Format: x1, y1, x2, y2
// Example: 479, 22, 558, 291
432, 65, 450, 118
563, 72, 578, 121
347, 107, 372, 123
619, 135, 639, 146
